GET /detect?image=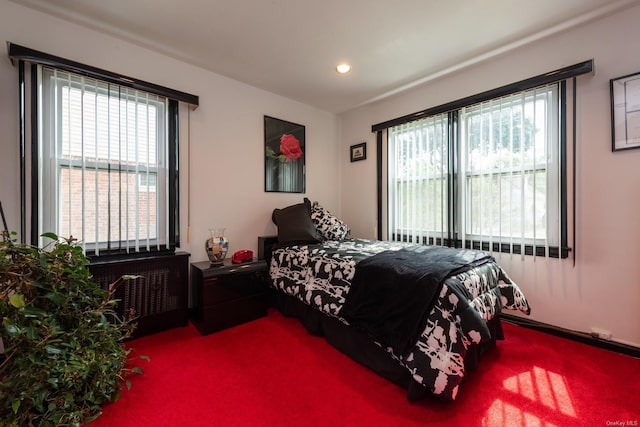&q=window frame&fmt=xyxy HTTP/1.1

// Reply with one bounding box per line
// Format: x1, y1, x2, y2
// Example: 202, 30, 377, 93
387, 113, 451, 246
458, 85, 561, 250
43, 69, 167, 248
374, 62, 592, 259
36, 65, 177, 258
9, 43, 198, 259
387, 84, 566, 257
